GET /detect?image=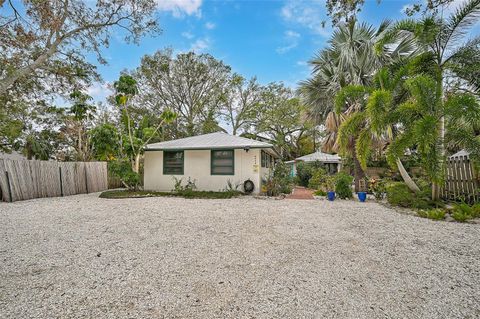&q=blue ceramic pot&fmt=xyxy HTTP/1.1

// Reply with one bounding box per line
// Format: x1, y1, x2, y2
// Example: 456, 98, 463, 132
327, 191, 335, 201
357, 192, 367, 202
